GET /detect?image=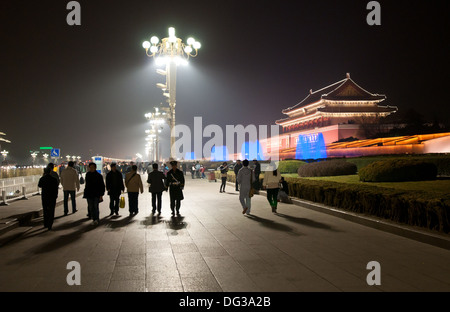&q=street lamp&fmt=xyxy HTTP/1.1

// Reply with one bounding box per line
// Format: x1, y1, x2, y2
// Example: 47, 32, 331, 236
1, 150, 8, 161
43, 153, 49, 162
31, 151, 38, 166
142, 27, 201, 159
145, 106, 169, 162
